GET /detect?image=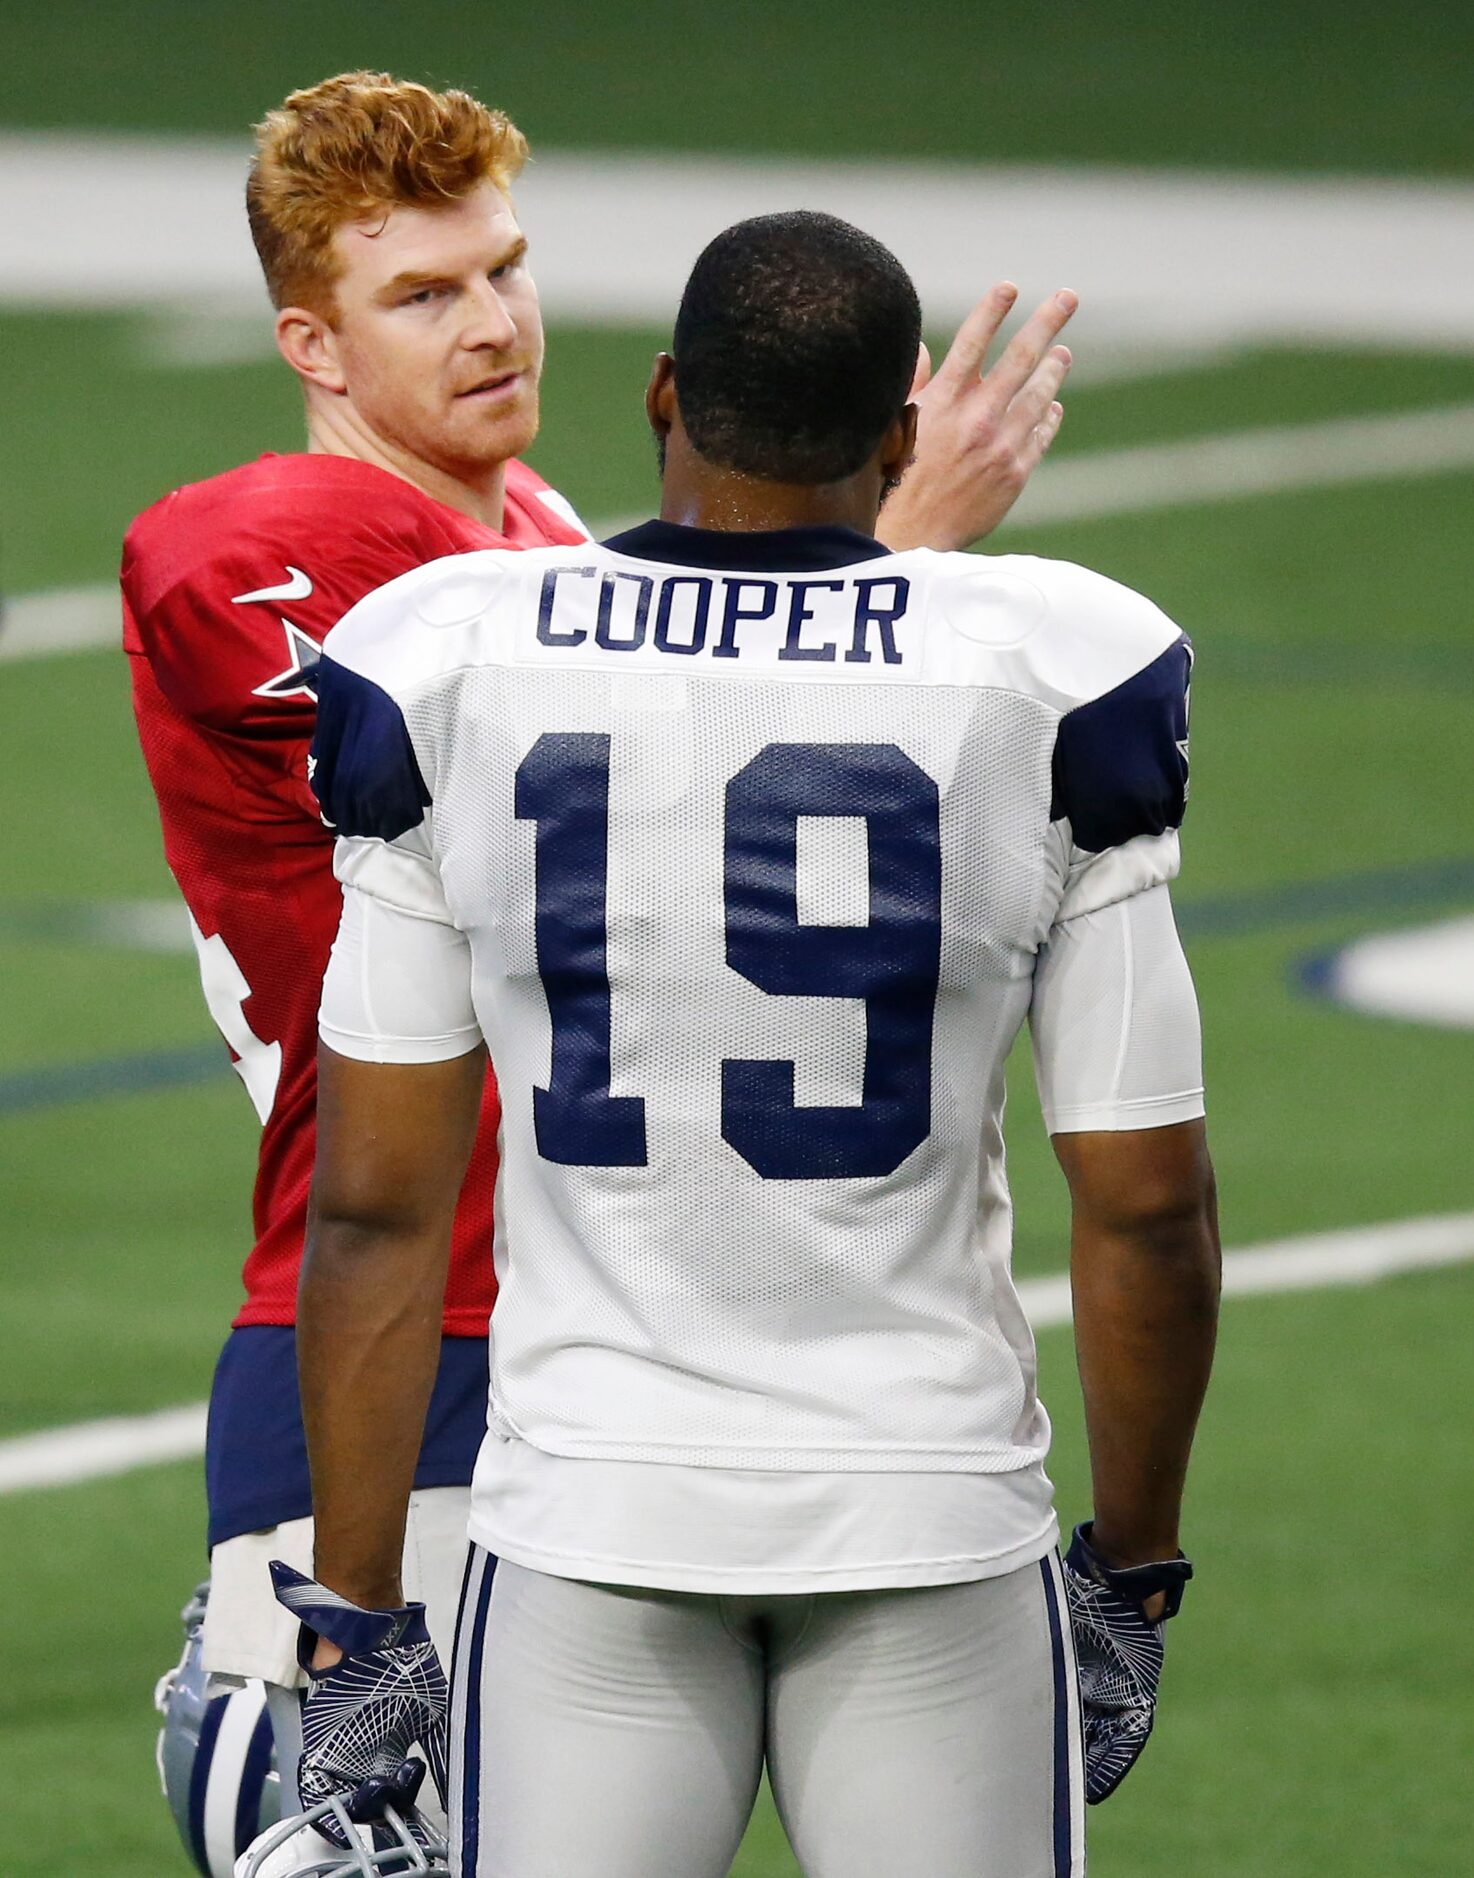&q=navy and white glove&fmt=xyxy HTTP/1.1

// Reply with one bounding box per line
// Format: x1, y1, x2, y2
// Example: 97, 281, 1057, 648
1061, 1523, 1193, 1805
270, 1561, 449, 1851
